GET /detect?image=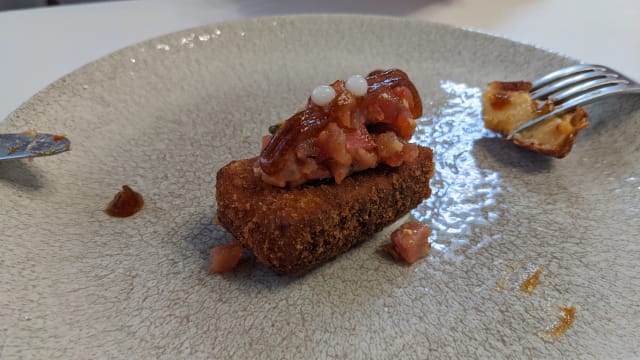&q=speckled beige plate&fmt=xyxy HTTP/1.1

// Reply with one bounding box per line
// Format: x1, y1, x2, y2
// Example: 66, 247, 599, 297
1, 15, 639, 359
